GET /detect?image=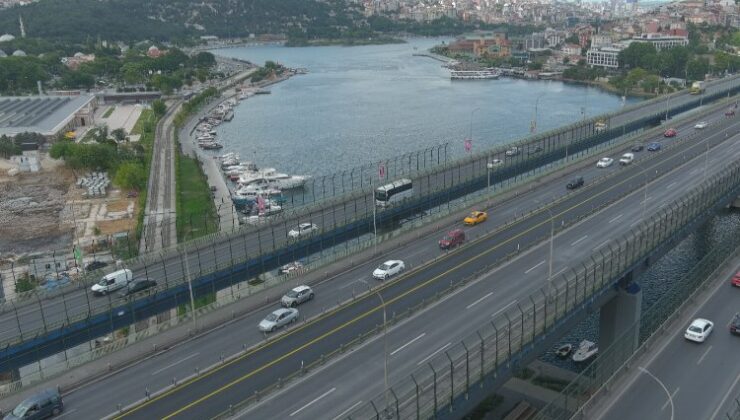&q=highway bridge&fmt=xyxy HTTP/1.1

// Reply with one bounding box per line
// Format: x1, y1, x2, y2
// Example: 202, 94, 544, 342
0, 95, 730, 418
